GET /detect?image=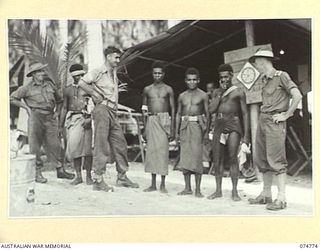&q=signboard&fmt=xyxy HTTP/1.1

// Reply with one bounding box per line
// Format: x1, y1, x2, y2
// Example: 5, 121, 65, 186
246, 90, 262, 104
224, 44, 272, 104
236, 62, 260, 89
